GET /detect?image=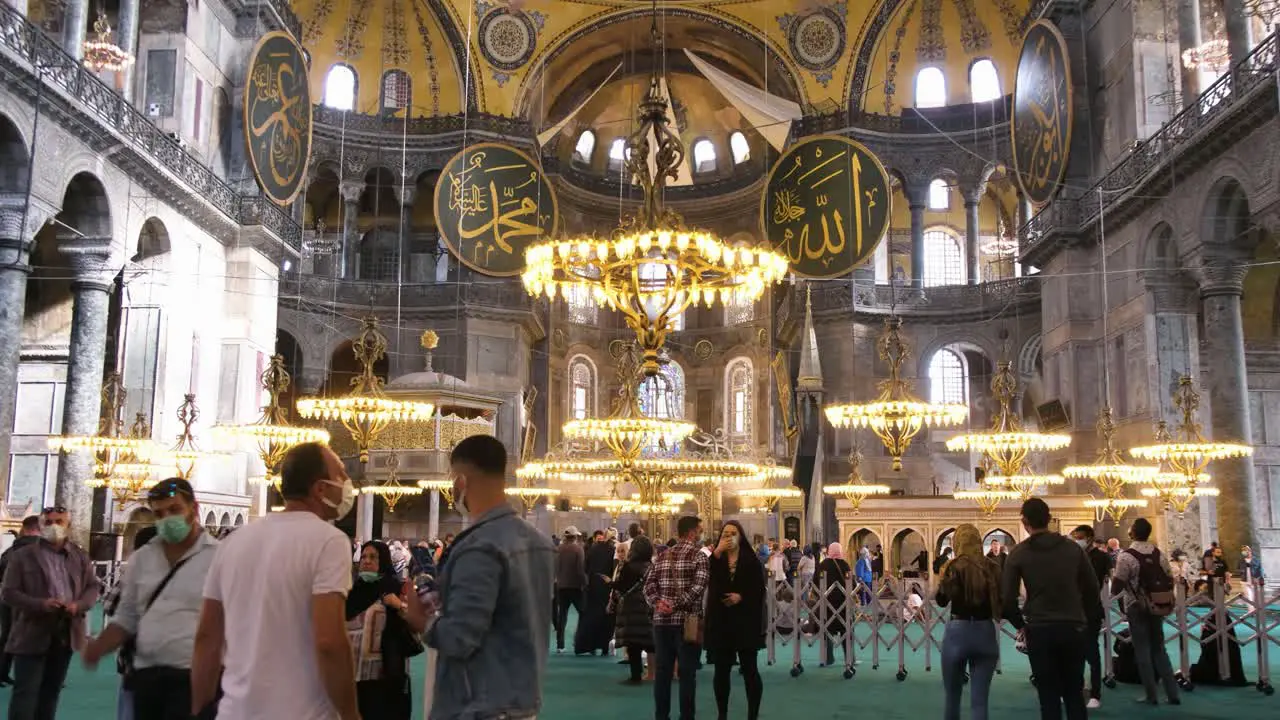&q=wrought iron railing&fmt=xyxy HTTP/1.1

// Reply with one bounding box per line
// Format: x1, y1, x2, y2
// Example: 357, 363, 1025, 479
0, 5, 301, 251
311, 105, 534, 139
795, 98, 1012, 138
779, 276, 1039, 325
1022, 32, 1277, 251
280, 275, 534, 310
